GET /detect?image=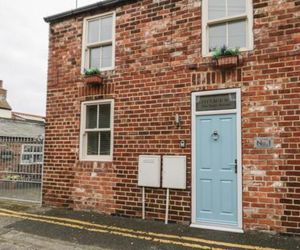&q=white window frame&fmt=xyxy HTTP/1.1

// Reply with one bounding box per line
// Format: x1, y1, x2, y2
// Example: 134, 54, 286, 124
81, 11, 116, 73
202, 0, 254, 56
79, 99, 114, 162
20, 144, 43, 165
